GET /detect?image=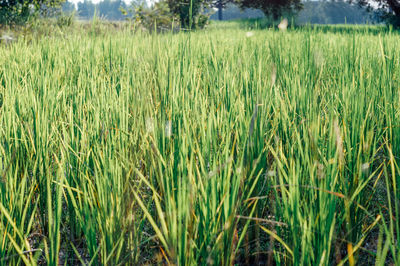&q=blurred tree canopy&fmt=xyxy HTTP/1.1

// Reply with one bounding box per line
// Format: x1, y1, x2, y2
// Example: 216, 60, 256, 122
235, 0, 302, 19
0, 0, 63, 24
166, 0, 210, 28
131, 1, 179, 31
297, 0, 374, 24
212, 0, 232, 20
77, 0, 95, 18
209, 1, 375, 24
99, 0, 127, 19
76, 0, 128, 20
61, 0, 75, 14
354, 0, 400, 26
209, 3, 263, 20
